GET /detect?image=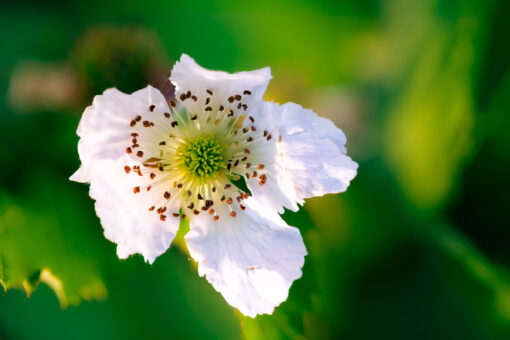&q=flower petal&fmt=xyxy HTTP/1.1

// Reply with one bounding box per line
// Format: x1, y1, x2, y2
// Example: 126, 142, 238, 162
248, 102, 358, 213
89, 158, 180, 264
185, 198, 307, 317
71, 86, 180, 263
70, 86, 171, 182
170, 54, 271, 115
